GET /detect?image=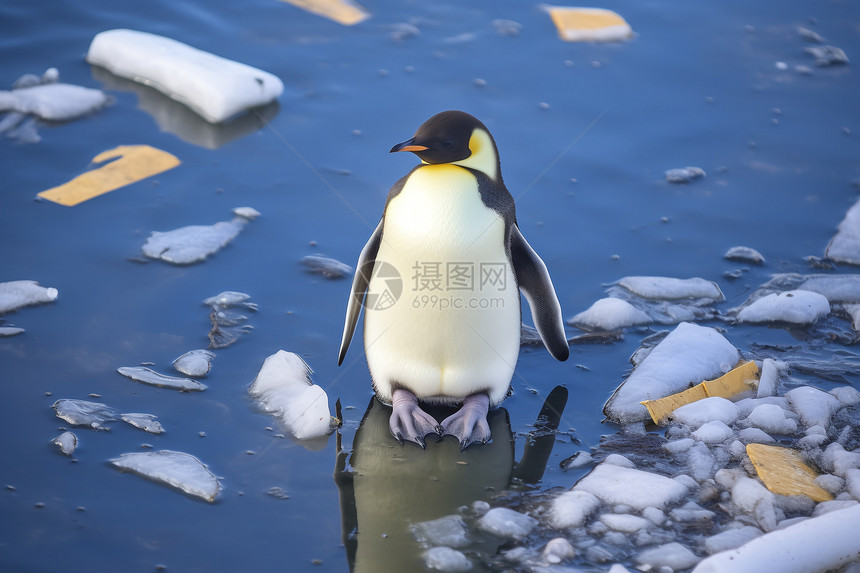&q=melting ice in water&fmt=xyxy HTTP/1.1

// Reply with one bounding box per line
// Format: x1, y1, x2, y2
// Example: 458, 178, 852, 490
52, 398, 165, 433
110, 450, 221, 503
51, 431, 78, 456
204, 291, 256, 349
117, 366, 207, 391
141, 207, 259, 265
300, 255, 353, 279
248, 350, 336, 441
0, 280, 58, 314
172, 349, 215, 377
